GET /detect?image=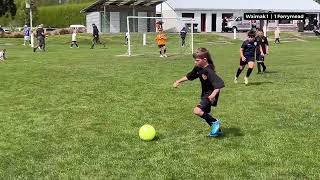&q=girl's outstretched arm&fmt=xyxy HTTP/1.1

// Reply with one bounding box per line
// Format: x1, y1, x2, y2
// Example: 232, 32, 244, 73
173, 76, 188, 88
